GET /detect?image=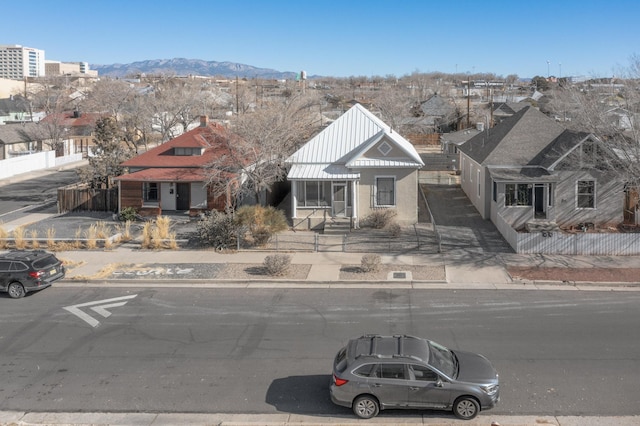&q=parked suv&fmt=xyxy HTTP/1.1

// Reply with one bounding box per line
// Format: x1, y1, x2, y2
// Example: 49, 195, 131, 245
330, 334, 499, 420
0, 250, 65, 298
